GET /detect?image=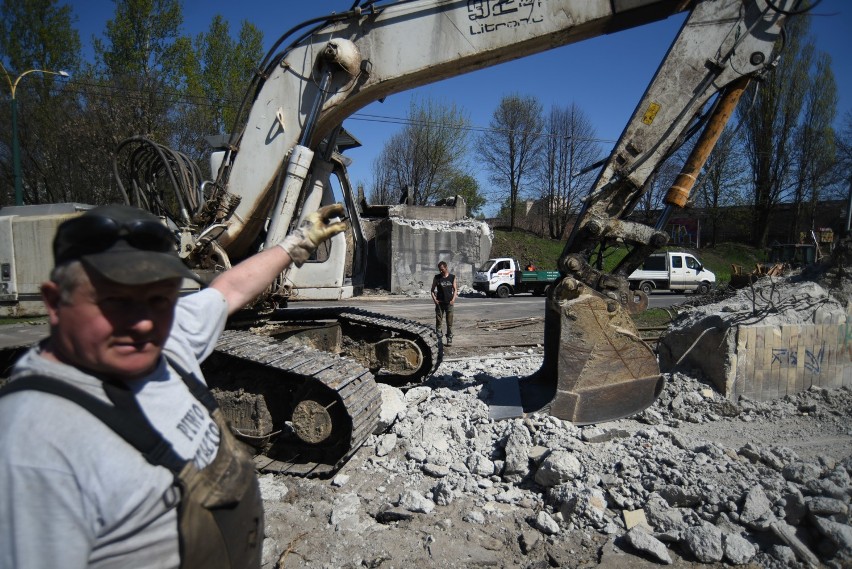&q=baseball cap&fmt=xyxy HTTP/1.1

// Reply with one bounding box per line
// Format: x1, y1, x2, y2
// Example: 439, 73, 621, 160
53, 205, 201, 285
